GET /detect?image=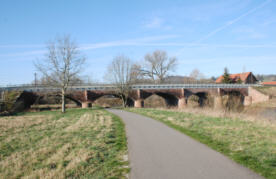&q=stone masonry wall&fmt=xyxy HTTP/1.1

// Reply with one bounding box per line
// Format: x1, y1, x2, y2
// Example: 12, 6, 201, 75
248, 87, 270, 104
